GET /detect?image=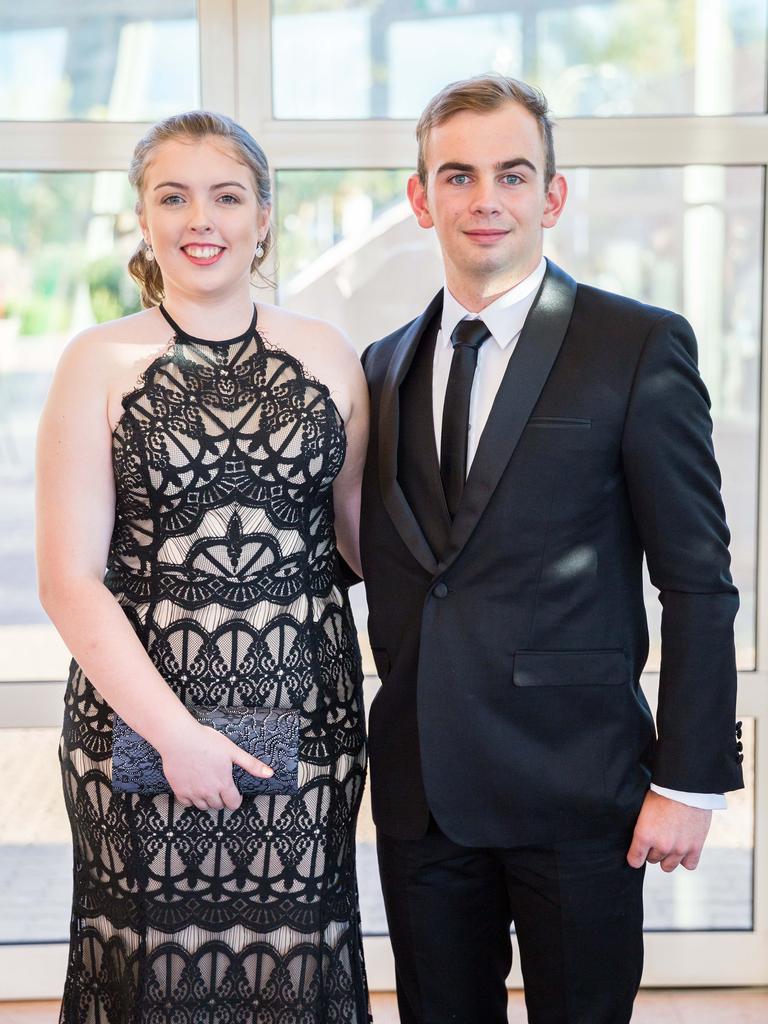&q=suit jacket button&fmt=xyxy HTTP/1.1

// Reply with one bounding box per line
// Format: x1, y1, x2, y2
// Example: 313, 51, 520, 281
432, 582, 449, 599
737, 753, 744, 764
736, 741, 743, 752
